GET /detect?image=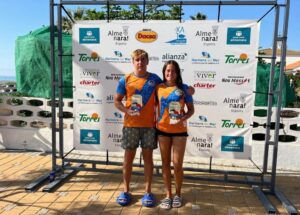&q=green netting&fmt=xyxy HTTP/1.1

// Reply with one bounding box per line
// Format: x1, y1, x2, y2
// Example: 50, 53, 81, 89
255, 63, 296, 107
15, 26, 296, 106
15, 26, 72, 98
